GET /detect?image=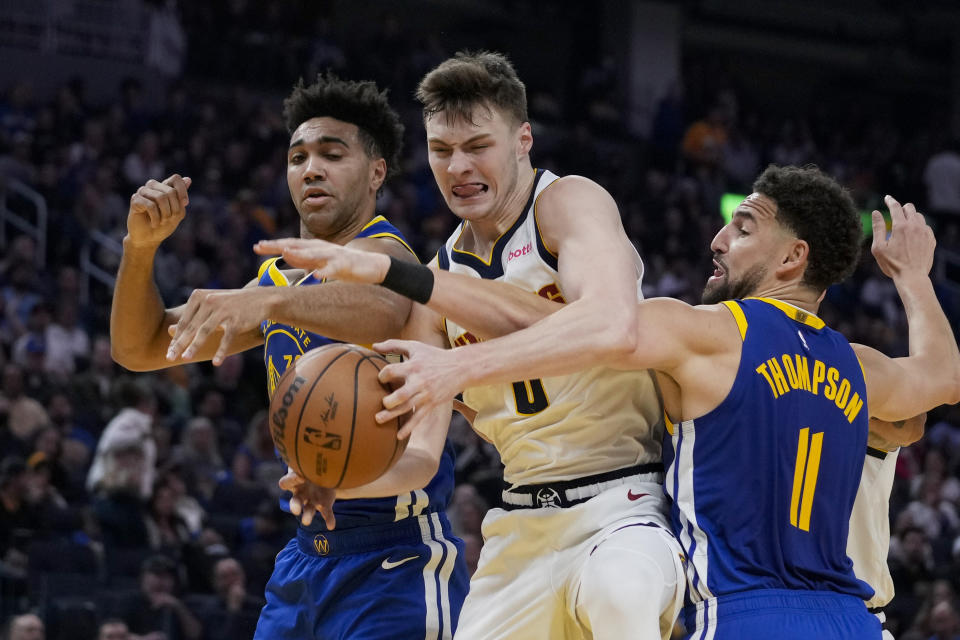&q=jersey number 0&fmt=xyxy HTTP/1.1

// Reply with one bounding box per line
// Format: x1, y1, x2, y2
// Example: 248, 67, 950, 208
512, 379, 549, 415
